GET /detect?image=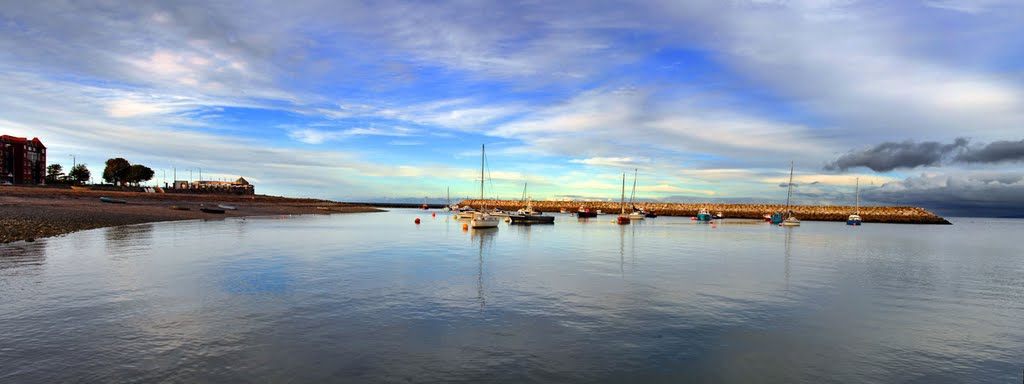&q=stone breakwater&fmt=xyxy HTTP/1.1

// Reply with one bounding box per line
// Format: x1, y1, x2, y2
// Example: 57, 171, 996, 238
458, 200, 951, 224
